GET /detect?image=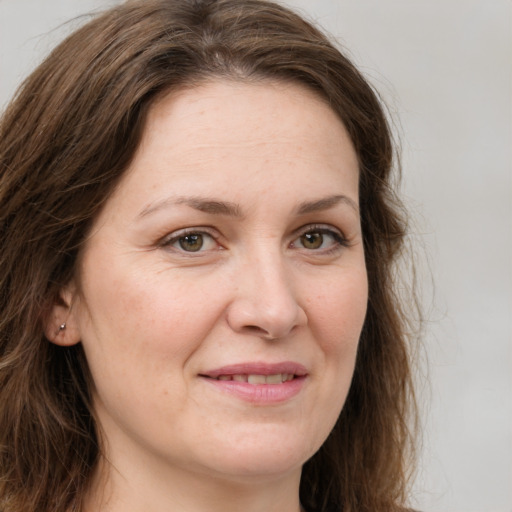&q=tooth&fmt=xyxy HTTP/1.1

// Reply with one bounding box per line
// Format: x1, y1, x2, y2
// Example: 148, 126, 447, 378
233, 374, 247, 382
248, 375, 266, 385
285, 374, 294, 382
218, 375, 231, 381
266, 374, 283, 384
